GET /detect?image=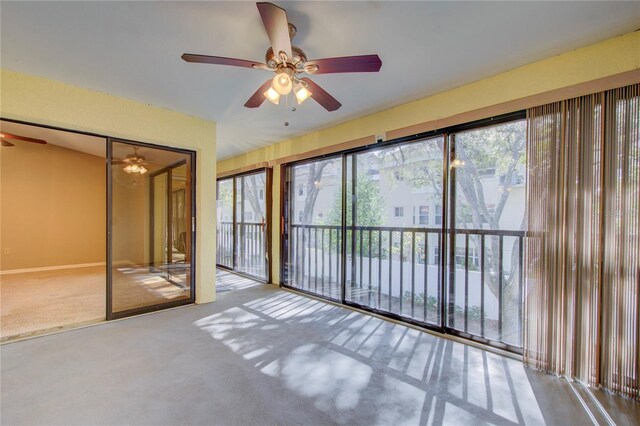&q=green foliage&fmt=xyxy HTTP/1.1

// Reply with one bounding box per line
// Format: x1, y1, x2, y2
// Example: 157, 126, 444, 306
325, 174, 385, 227
402, 291, 484, 321
324, 173, 386, 256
